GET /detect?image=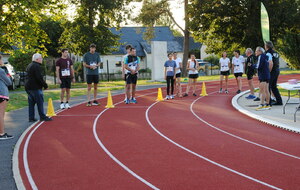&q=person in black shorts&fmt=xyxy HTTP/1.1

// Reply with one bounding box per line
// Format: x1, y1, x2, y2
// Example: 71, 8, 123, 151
122, 44, 132, 102
183, 54, 199, 97
219, 51, 230, 93
83, 44, 101, 106
244, 48, 257, 99
56, 48, 75, 109
124, 48, 140, 104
